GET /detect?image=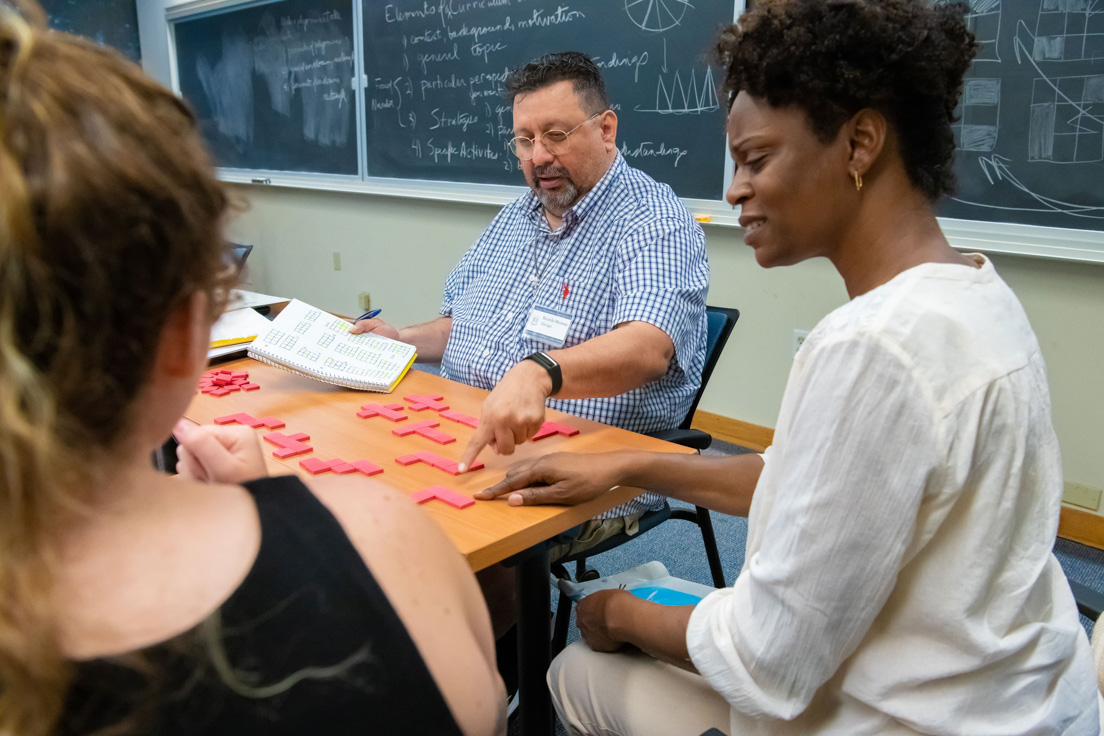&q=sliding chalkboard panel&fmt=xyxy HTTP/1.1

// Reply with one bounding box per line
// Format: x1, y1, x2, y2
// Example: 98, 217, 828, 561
174, 0, 357, 175
943, 0, 1103, 232
362, 1, 733, 200
41, 0, 141, 62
